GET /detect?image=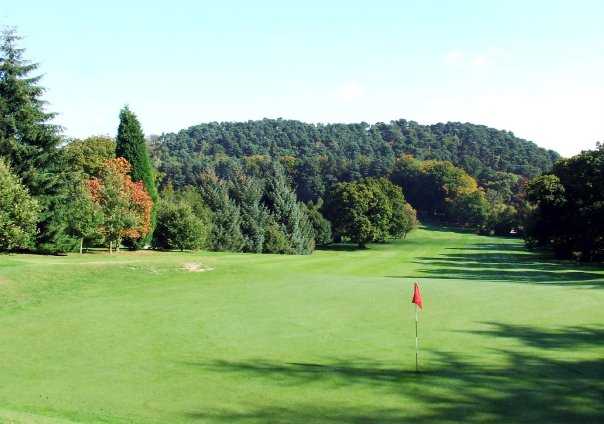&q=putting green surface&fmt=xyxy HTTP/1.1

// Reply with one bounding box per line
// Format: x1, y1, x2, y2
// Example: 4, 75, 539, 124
0, 228, 602, 423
